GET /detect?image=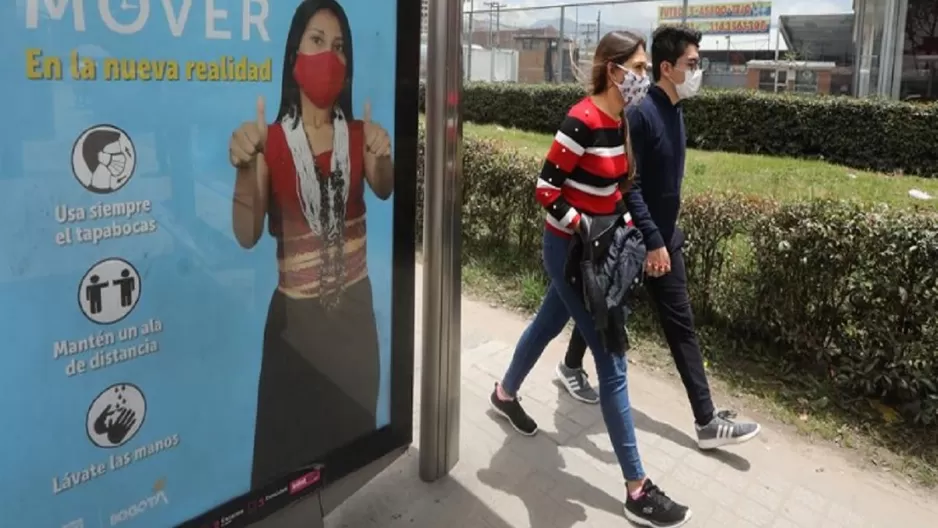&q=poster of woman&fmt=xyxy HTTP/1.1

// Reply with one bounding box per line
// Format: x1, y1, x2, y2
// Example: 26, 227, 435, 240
0, 0, 417, 526
227, 0, 395, 489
